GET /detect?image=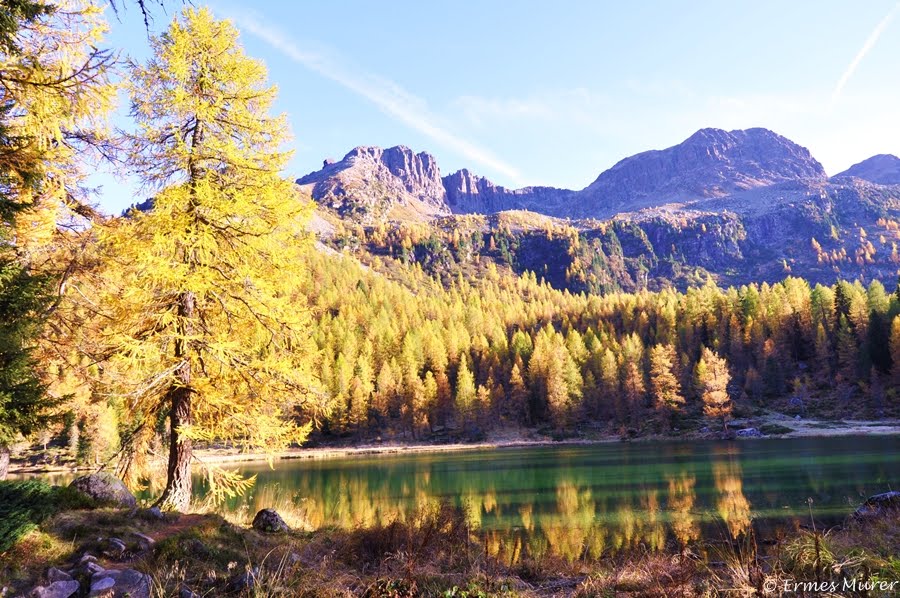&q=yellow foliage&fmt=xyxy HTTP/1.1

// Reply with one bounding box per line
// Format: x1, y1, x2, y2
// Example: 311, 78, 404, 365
94, 8, 320, 505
